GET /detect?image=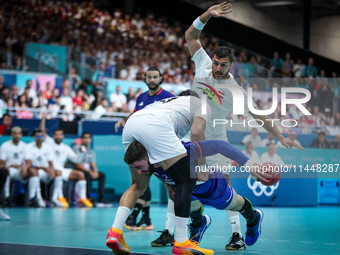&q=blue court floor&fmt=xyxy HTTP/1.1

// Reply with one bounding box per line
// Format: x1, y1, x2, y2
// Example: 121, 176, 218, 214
0, 205, 340, 255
